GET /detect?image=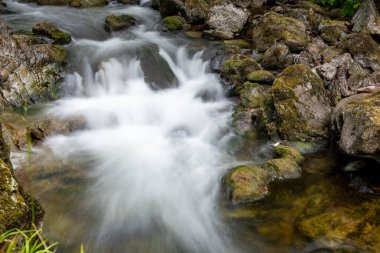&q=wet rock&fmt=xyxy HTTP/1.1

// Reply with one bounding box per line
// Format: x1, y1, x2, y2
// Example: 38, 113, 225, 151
158, 0, 209, 24
119, 0, 139, 5
263, 157, 301, 179
220, 54, 261, 96
352, 0, 380, 35
332, 92, 380, 155
0, 32, 67, 108
162, 15, 187, 31
33, 0, 107, 7
251, 12, 308, 52
0, 124, 44, 234
273, 144, 304, 164
105, 14, 136, 32
246, 70, 275, 84
32, 22, 71, 45
272, 64, 332, 141
318, 19, 349, 45
223, 165, 271, 204
339, 33, 380, 71
261, 43, 292, 70
206, 3, 250, 40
